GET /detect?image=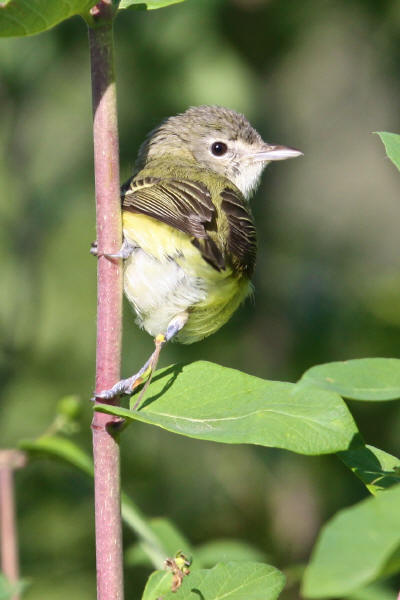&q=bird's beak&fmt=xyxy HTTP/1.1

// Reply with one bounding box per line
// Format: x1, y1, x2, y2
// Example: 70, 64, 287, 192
249, 144, 303, 162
